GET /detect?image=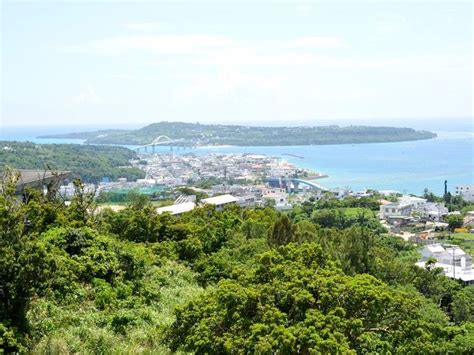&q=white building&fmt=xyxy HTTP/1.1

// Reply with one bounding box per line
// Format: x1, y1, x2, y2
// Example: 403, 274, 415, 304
419, 202, 449, 221
398, 195, 427, 209
455, 185, 474, 202
262, 191, 292, 211
156, 202, 196, 216
379, 201, 414, 219
380, 195, 441, 220
201, 194, 239, 209
416, 244, 474, 284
